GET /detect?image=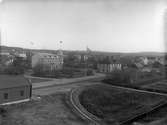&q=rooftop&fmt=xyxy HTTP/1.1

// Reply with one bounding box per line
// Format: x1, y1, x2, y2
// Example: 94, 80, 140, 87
0, 75, 31, 89
33, 52, 59, 58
